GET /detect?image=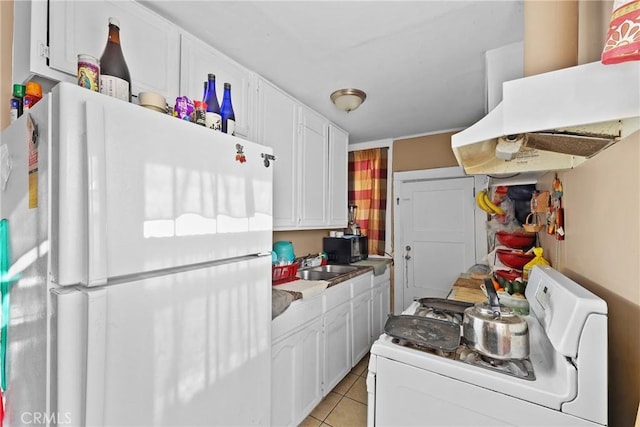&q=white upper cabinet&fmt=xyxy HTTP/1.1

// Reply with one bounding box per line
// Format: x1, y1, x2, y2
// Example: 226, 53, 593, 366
47, 0, 180, 100
256, 78, 298, 228
257, 78, 349, 231
20, 0, 349, 232
180, 34, 254, 138
12, 1, 66, 83
298, 106, 329, 228
328, 125, 349, 228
